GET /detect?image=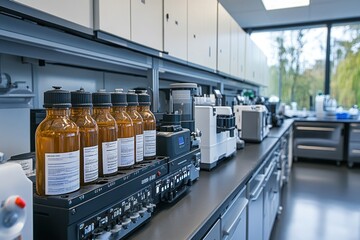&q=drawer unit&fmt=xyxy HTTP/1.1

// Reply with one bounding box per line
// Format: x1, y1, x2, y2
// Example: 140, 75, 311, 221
247, 164, 265, 240
203, 219, 221, 240
220, 186, 248, 240
347, 123, 360, 167
293, 122, 344, 163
